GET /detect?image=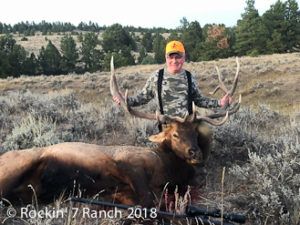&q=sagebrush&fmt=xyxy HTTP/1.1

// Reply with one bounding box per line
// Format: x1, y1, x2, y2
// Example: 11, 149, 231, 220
0, 90, 299, 225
